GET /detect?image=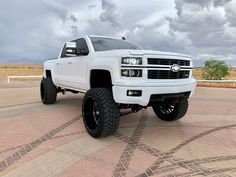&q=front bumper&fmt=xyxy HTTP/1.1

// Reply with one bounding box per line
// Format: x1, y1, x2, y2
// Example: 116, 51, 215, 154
112, 78, 196, 106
